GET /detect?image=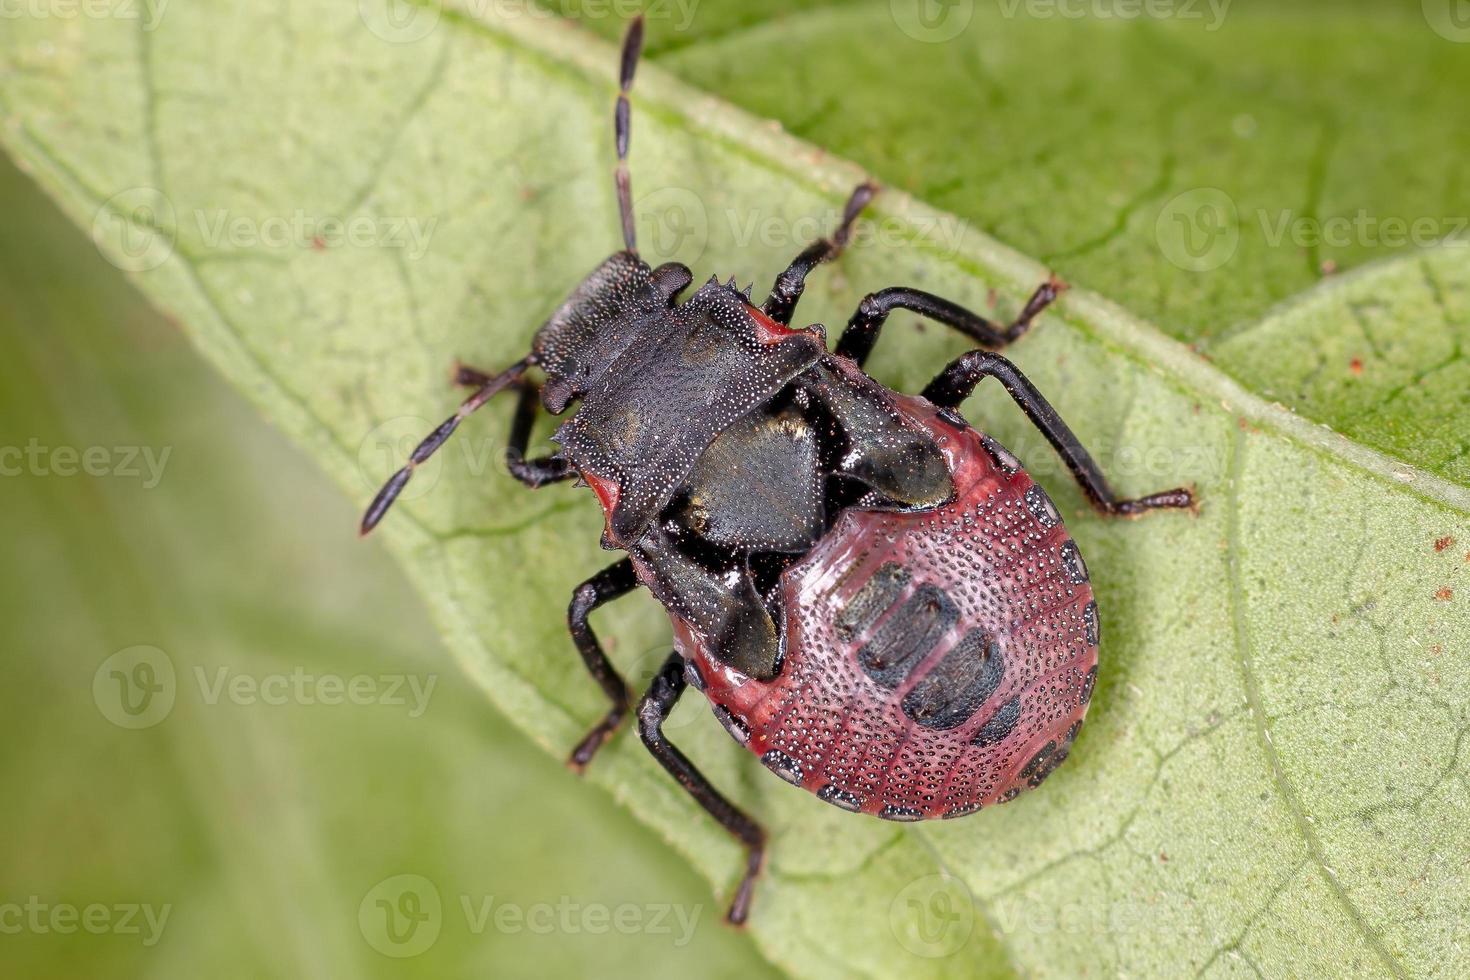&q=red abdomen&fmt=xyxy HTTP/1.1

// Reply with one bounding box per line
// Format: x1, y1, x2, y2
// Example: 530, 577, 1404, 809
675, 394, 1098, 820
